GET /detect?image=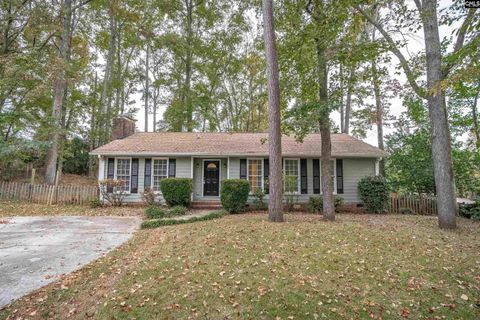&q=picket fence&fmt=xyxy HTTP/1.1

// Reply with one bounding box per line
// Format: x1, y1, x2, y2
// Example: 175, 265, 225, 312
0, 181, 98, 205
389, 194, 438, 215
